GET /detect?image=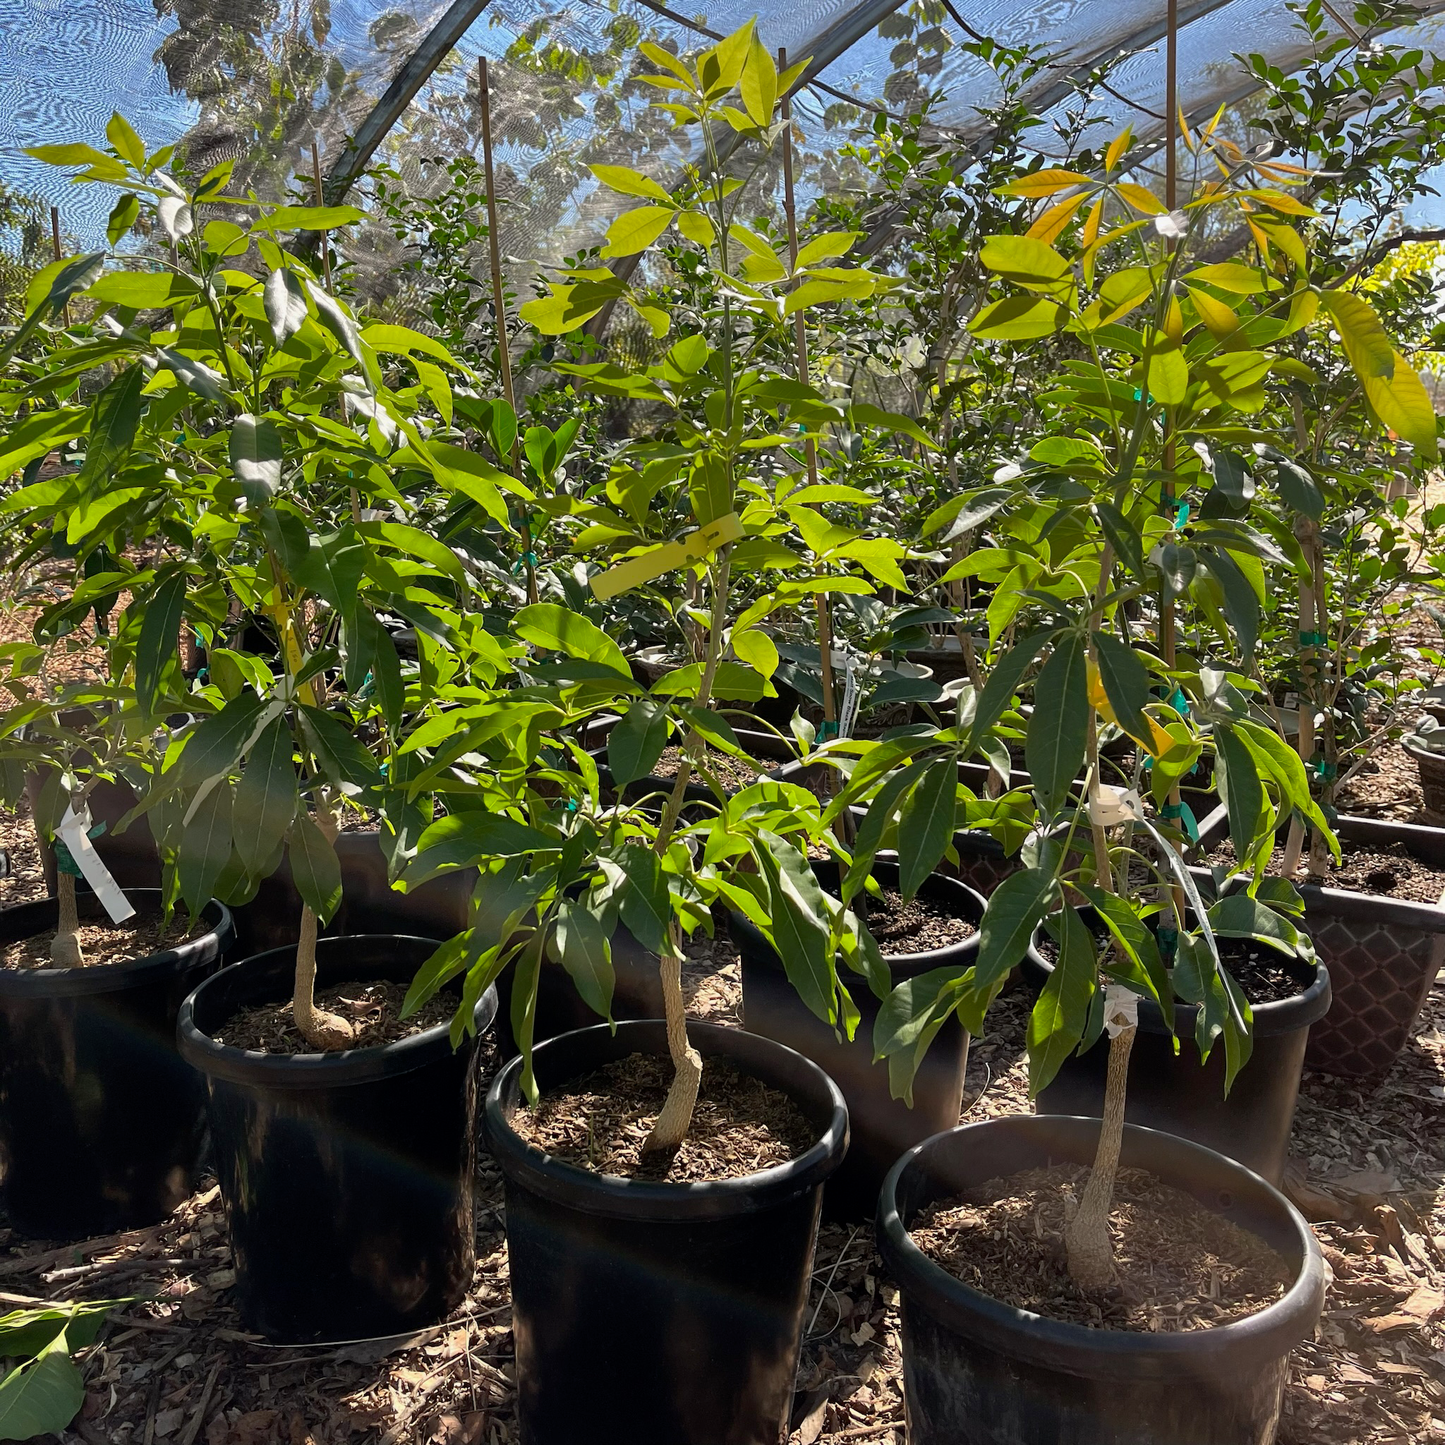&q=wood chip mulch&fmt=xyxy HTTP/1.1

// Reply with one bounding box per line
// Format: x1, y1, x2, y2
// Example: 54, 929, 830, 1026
216, 982, 457, 1054
4, 827, 1445, 1442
